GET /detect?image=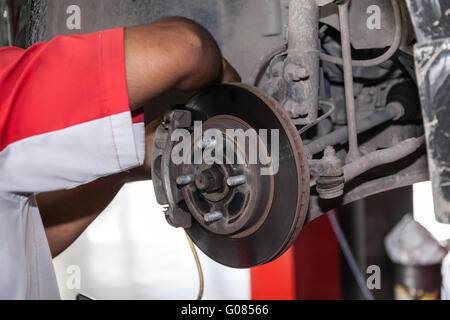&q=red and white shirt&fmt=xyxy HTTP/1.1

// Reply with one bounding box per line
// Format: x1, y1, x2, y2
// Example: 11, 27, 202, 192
0, 28, 145, 299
